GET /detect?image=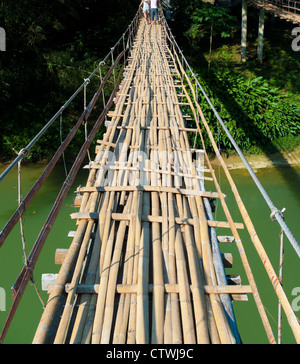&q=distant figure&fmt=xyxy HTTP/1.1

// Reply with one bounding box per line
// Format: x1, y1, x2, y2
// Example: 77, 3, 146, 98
140, 0, 150, 25
150, 0, 159, 25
